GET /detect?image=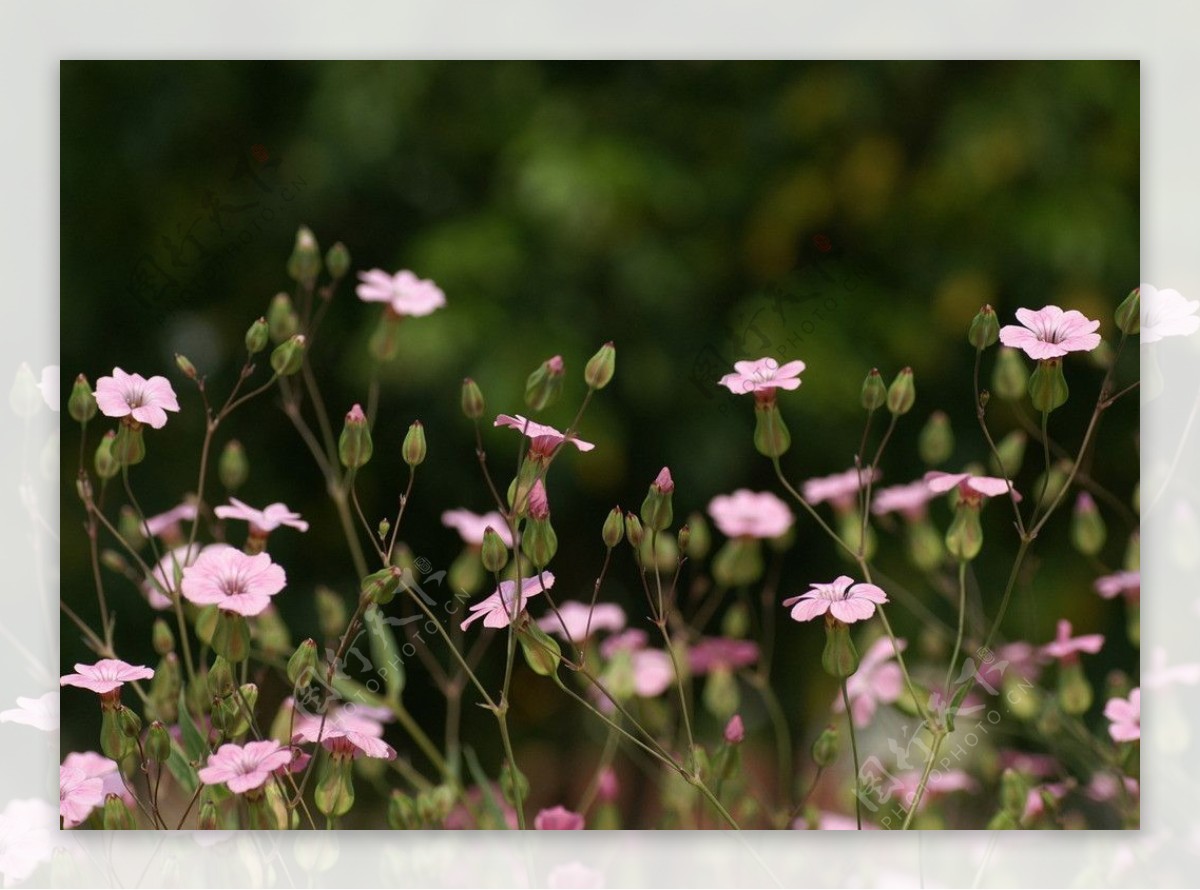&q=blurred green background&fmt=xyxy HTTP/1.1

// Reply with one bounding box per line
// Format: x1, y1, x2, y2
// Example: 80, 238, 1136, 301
60, 61, 1139, 821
